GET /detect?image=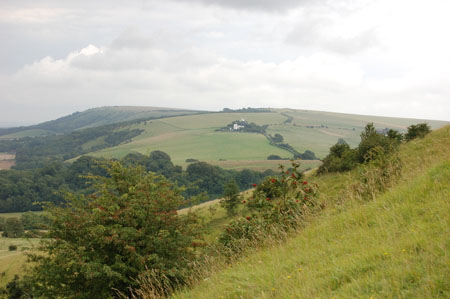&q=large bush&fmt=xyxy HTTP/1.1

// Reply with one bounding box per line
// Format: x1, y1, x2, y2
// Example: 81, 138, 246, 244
25, 161, 202, 298
405, 123, 431, 141
219, 162, 319, 249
